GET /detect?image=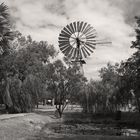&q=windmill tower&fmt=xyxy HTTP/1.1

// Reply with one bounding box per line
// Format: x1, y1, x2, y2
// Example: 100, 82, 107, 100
58, 21, 110, 75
